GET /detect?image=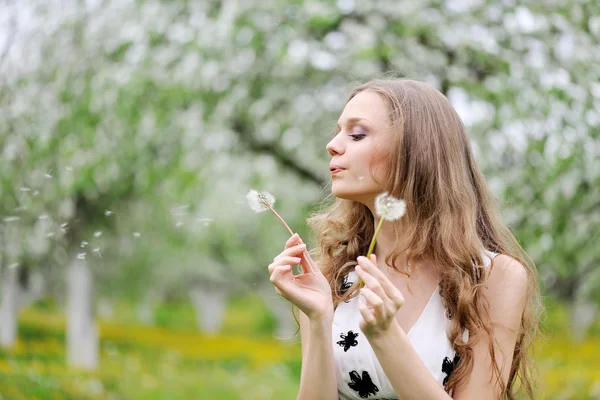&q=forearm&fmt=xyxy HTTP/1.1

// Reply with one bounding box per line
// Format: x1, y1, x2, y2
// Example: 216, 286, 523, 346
297, 316, 338, 400
368, 323, 452, 400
